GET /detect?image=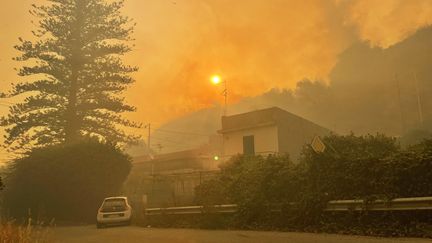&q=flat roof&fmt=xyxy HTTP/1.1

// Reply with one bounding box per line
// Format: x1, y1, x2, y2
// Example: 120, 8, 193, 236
133, 147, 211, 164
219, 107, 329, 134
